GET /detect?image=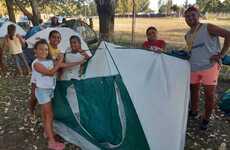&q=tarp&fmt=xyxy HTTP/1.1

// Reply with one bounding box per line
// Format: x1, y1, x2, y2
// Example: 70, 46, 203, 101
26, 27, 89, 53
0, 21, 26, 38
53, 41, 190, 150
